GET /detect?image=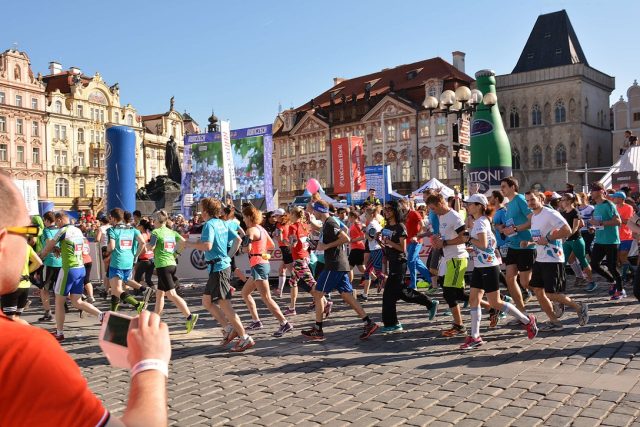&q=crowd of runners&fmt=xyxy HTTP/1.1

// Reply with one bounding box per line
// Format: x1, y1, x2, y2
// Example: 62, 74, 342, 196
3, 176, 640, 352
